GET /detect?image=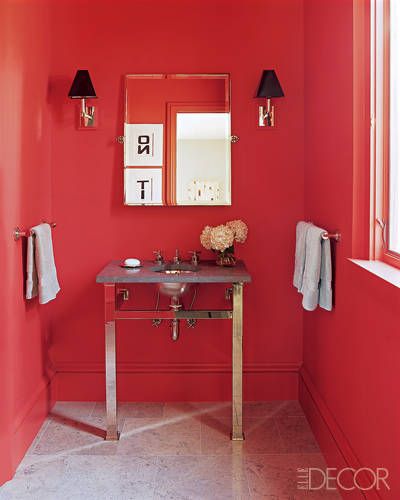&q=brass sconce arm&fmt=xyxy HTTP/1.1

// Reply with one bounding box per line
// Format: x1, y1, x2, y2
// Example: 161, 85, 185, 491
259, 98, 274, 127
81, 98, 94, 119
